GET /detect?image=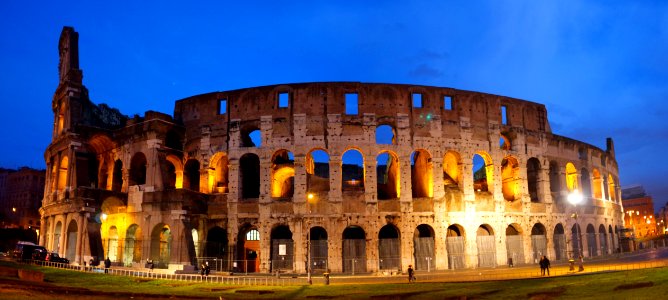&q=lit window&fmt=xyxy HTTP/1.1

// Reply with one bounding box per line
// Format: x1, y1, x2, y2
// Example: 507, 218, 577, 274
444, 96, 453, 110
501, 105, 508, 125
219, 99, 227, 115
345, 93, 358, 115
278, 92, 289, 108
412, 93, 422, 108
246, 229, 260, 241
